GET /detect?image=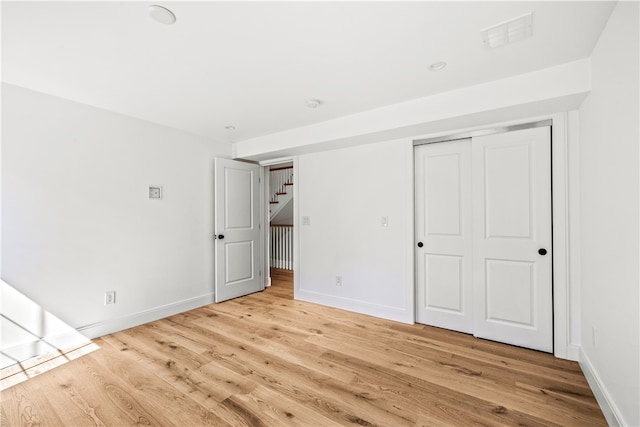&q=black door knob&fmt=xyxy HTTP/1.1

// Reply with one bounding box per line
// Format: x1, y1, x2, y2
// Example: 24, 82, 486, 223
538, 248, 547, 256
417, 242, 424, 248
218, 234, 225, 240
